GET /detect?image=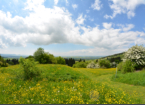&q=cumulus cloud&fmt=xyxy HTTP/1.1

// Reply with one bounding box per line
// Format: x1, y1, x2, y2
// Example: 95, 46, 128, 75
103, 23, 112, 29
72, 4, 78, 10
117, 24, 134, 31
91, 0, 102, 10
104, 0, 145, 19
0, 0, 145, 56
76, 14, 86, 25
